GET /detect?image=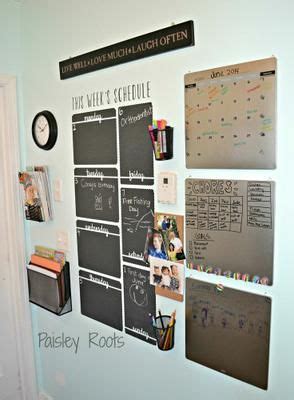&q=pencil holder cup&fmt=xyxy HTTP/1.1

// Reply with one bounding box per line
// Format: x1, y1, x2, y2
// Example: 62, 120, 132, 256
152, 315, 176, 351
